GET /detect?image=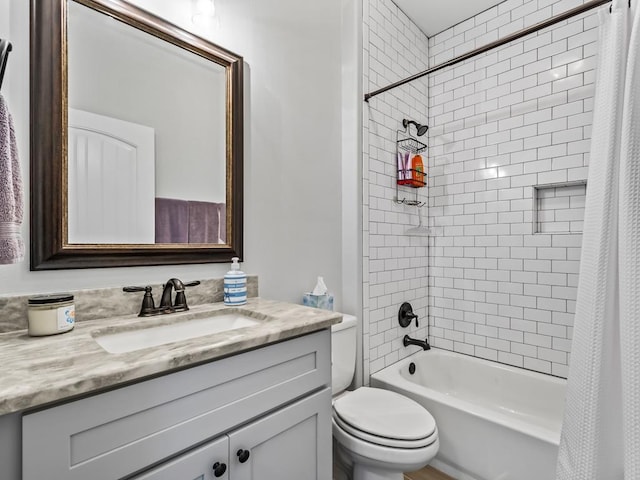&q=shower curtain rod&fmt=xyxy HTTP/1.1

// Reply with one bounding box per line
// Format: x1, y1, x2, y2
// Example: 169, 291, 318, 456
364, 0, 612, 102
